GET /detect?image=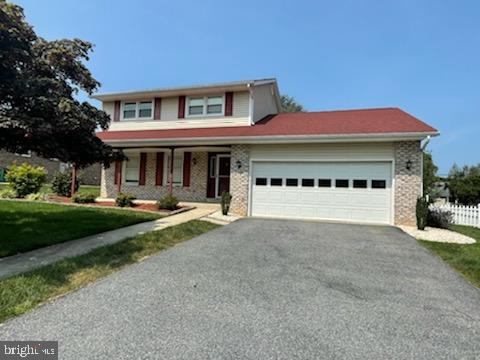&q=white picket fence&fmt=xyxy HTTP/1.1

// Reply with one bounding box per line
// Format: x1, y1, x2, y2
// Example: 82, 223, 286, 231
432, 203, 480, 228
